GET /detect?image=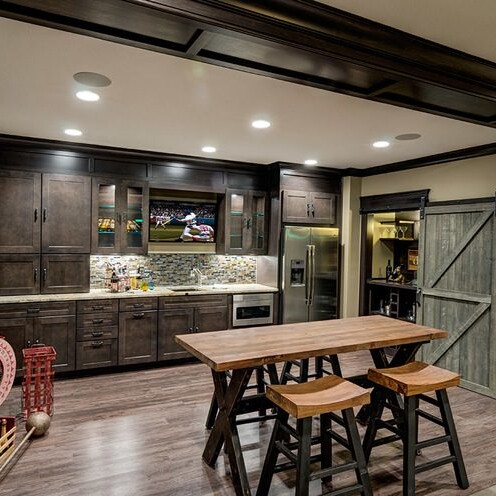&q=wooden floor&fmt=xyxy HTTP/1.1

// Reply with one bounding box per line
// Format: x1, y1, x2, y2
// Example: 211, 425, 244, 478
1, 352, 495, 495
